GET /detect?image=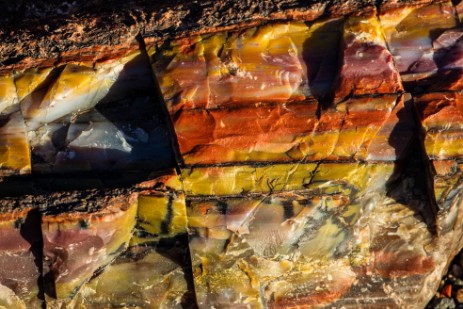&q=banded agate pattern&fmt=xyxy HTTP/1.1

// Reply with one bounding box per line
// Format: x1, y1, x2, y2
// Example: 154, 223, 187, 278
0, 1, 463, 308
